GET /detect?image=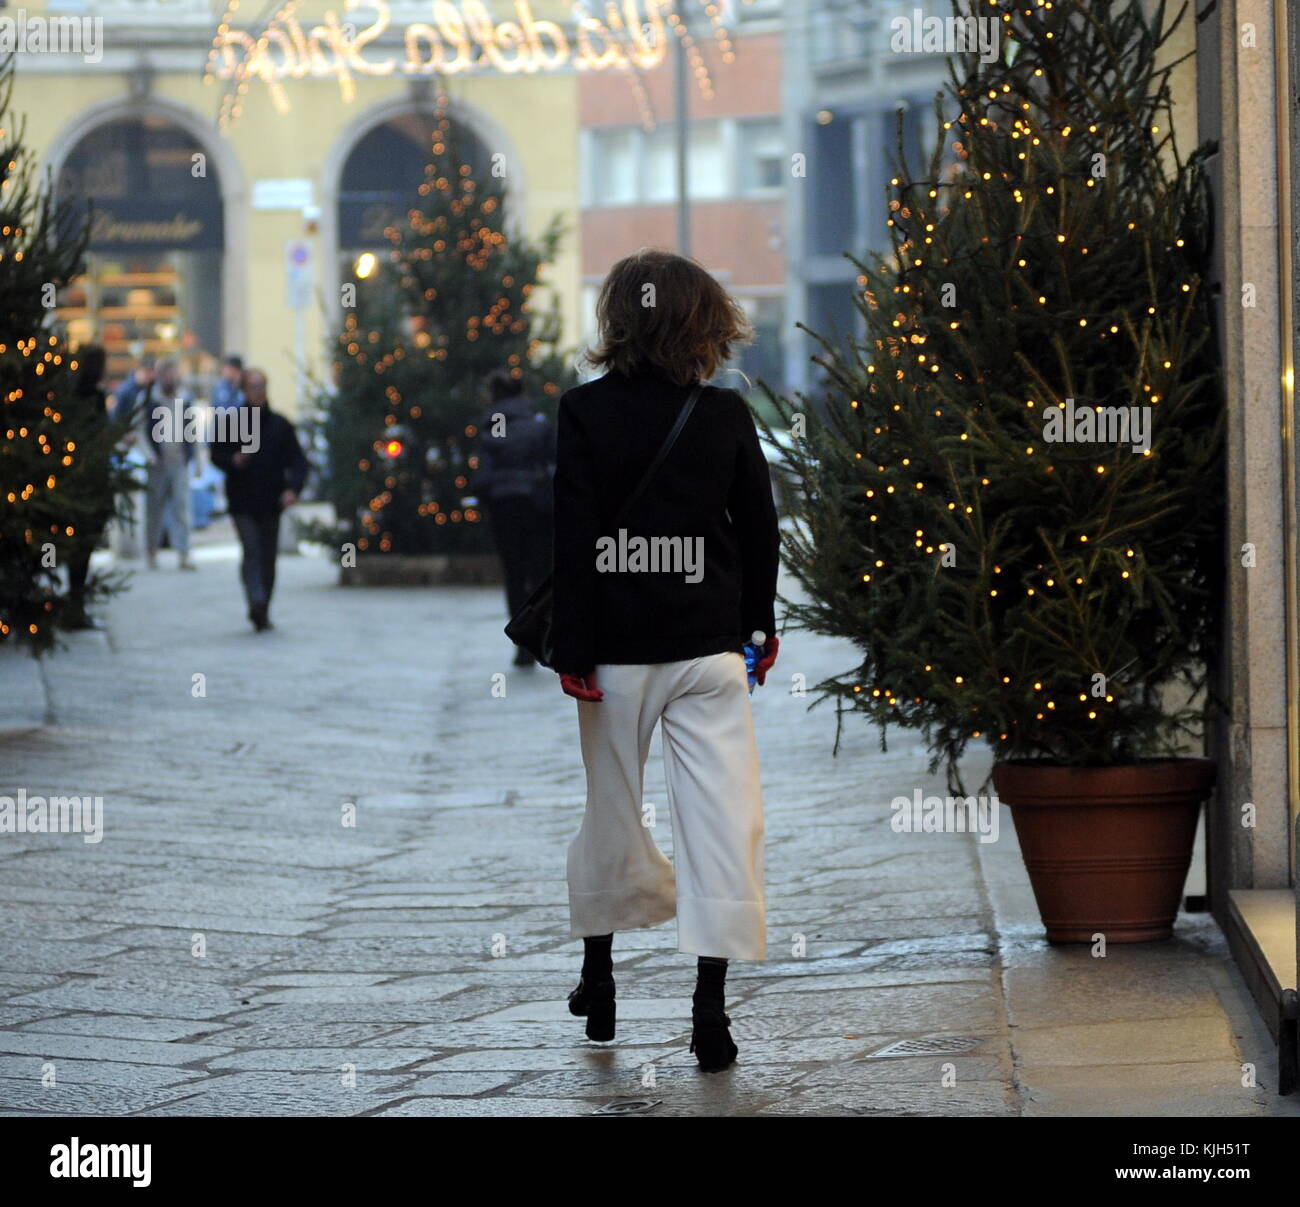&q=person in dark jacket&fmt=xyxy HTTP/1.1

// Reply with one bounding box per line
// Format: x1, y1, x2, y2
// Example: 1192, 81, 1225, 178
552, 249, 781, 1073
211, 355, 246, 412
111, 356, 155, 424
478, 369, 554, 667
209, 369, 308, 631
